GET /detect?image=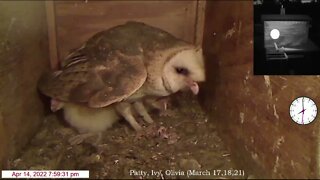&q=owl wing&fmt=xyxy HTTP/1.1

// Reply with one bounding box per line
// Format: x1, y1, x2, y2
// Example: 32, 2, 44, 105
38, 51, 147, 108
